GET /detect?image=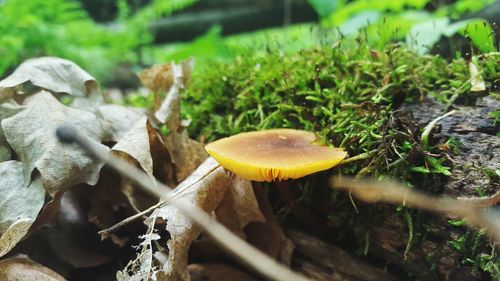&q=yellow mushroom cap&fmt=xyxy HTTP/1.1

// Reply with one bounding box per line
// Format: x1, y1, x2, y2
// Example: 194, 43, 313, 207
205, 129, 347, 182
